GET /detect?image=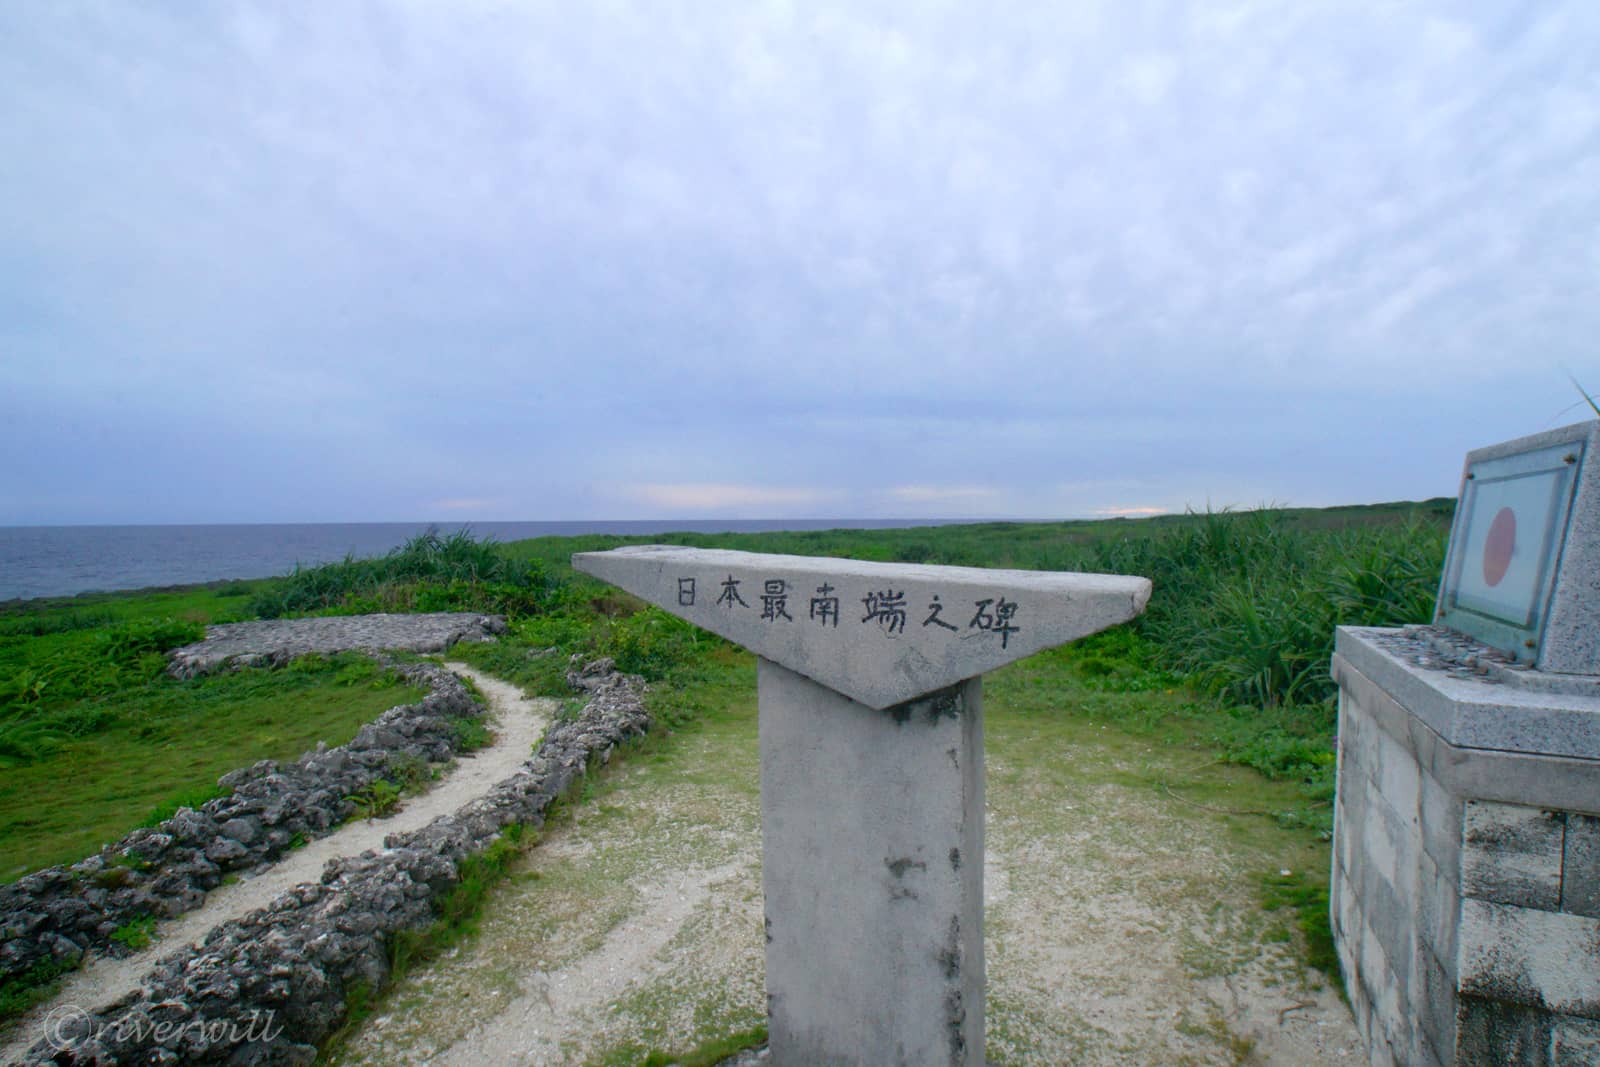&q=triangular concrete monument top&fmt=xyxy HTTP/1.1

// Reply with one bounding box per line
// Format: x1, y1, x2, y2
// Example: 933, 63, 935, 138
573, 545, 1152, 708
